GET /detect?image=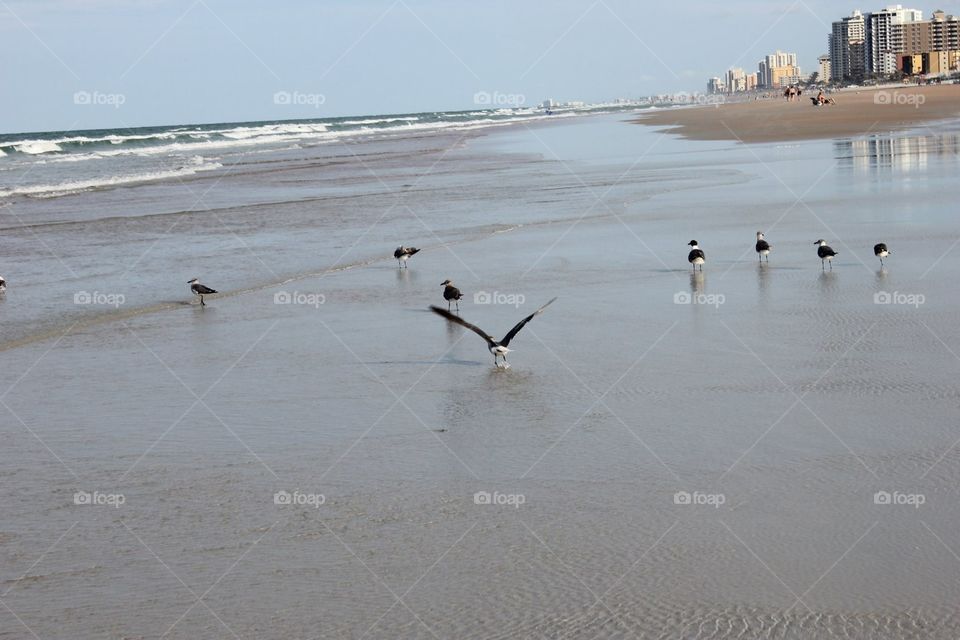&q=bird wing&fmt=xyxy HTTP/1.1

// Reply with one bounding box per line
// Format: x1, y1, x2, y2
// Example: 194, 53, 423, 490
394, 247, 404, 258
195, 284, 217, 294
688, 249, 705, 261
756, 240, 770, 251
429, 306, 496, 346
500, 297, 557, 347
